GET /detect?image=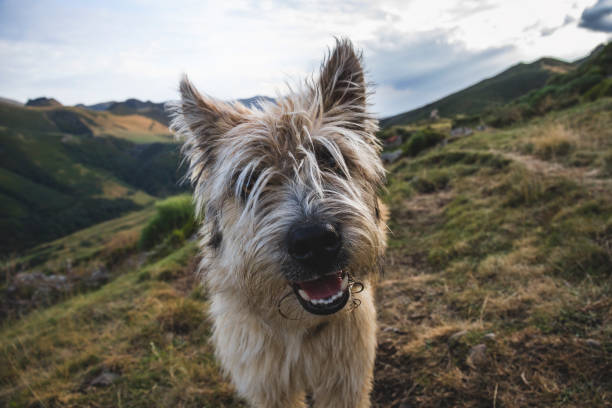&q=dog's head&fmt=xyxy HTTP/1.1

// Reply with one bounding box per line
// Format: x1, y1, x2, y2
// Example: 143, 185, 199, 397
169, 39, 386, 318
